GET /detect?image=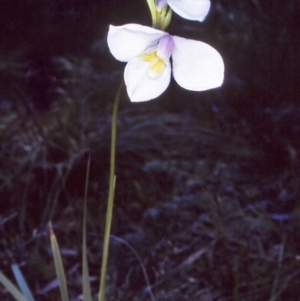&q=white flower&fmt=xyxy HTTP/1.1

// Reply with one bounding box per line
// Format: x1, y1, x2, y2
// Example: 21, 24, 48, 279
148, 0, 210, 23
107, 23, 224, 102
